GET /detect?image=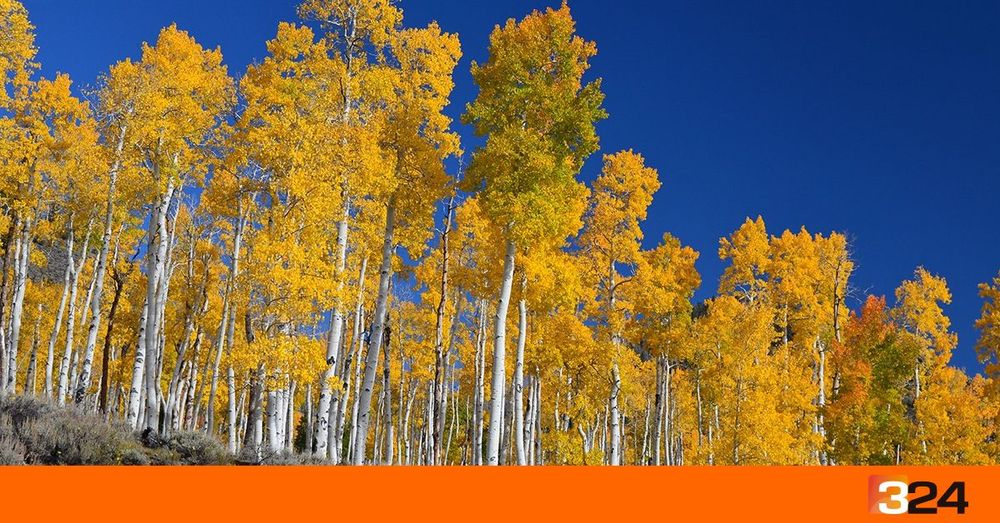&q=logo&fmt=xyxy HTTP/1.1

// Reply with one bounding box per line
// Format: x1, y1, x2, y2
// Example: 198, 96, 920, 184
869, 475, 968, 515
